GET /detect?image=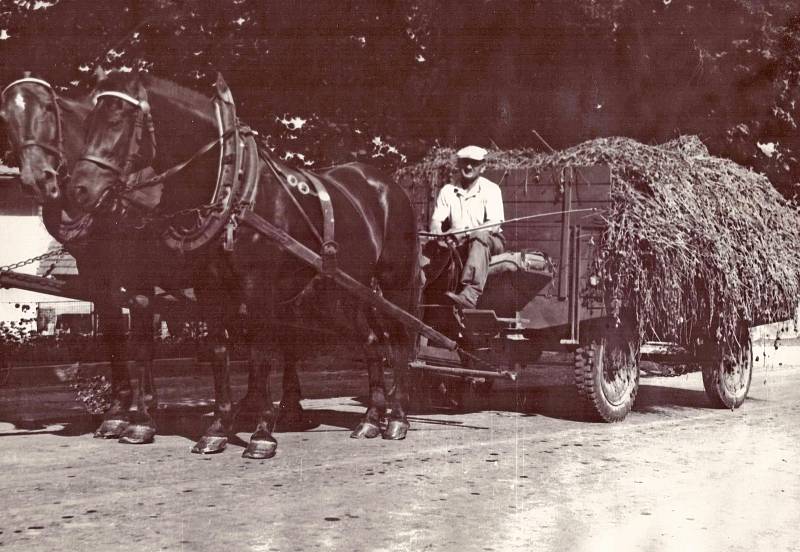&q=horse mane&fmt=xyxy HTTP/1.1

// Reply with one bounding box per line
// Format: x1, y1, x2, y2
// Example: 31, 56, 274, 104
95, 71, 217, 124
143, 74, 216, 124
57, 94, 91, 116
